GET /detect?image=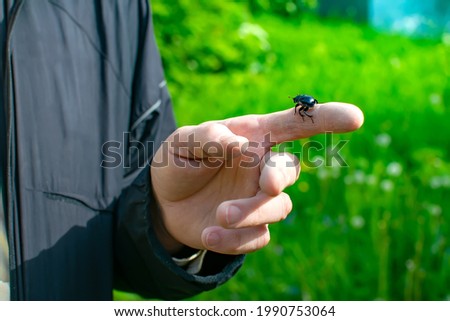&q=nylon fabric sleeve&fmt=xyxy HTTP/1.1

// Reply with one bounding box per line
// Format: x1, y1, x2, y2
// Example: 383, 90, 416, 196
112, 0, 244, 299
